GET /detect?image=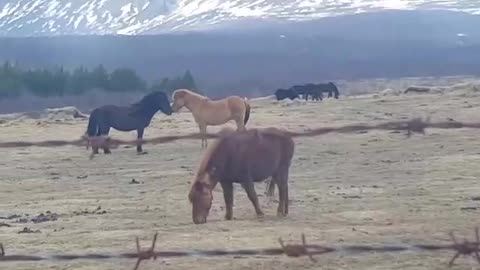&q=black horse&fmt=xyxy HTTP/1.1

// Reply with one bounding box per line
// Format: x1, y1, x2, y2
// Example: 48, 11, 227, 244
290, 84, 323, 101
274, 88, 299, 101
292, 82, 339, 100
85, 90, 173, 155
316, 82, 340, 99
